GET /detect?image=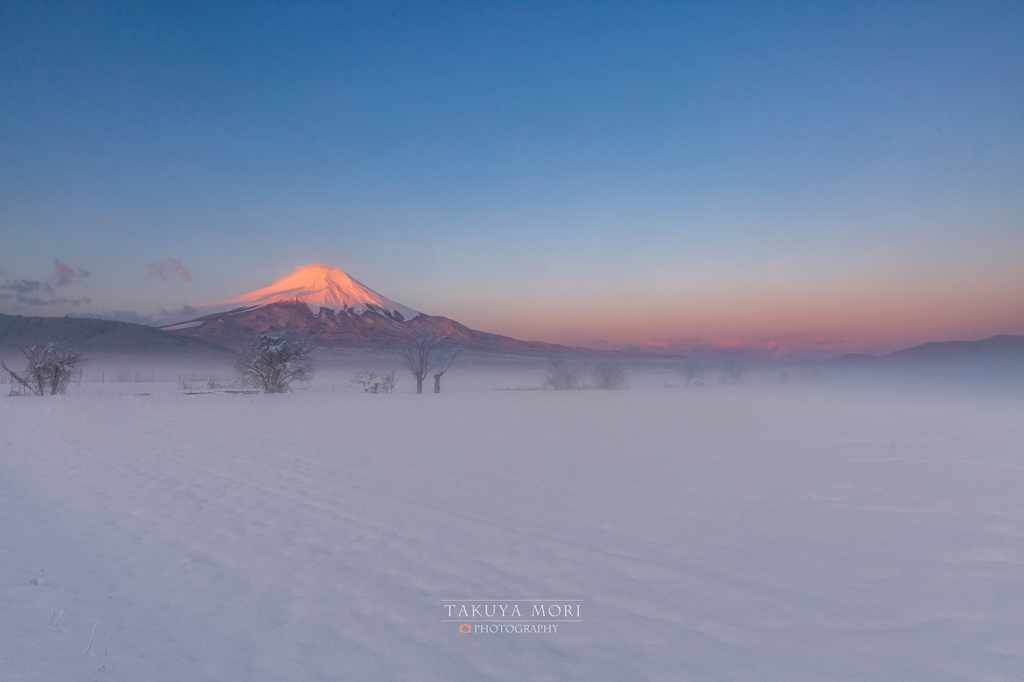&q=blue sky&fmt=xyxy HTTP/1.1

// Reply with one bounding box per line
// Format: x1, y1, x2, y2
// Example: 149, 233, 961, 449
1, 1, 1022, 353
